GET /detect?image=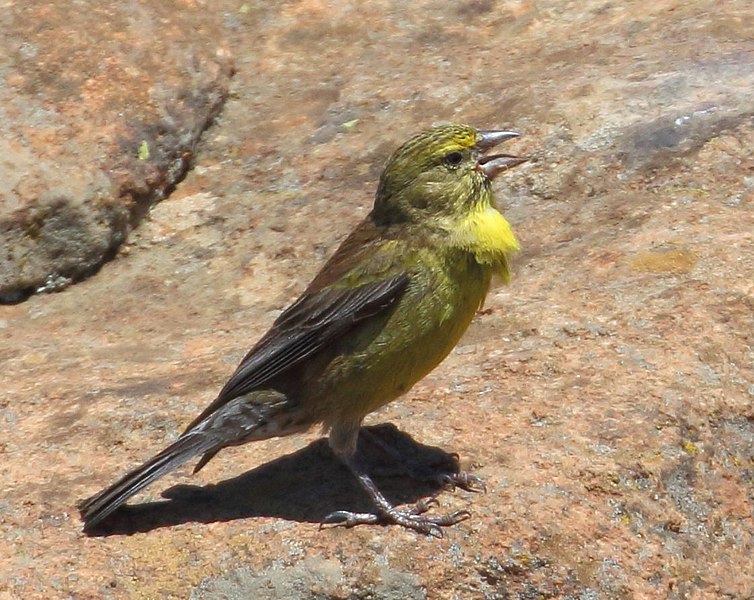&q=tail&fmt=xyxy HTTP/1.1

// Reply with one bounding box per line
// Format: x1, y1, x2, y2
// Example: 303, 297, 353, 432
78, 432, 218, 530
